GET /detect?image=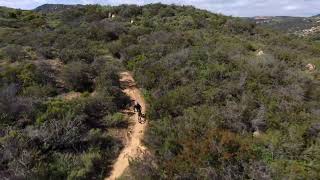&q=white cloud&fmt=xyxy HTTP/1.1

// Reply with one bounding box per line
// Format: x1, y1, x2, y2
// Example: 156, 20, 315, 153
284, 5, 299, 10
0, 0, 47, 9
0, 0, 319, 17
